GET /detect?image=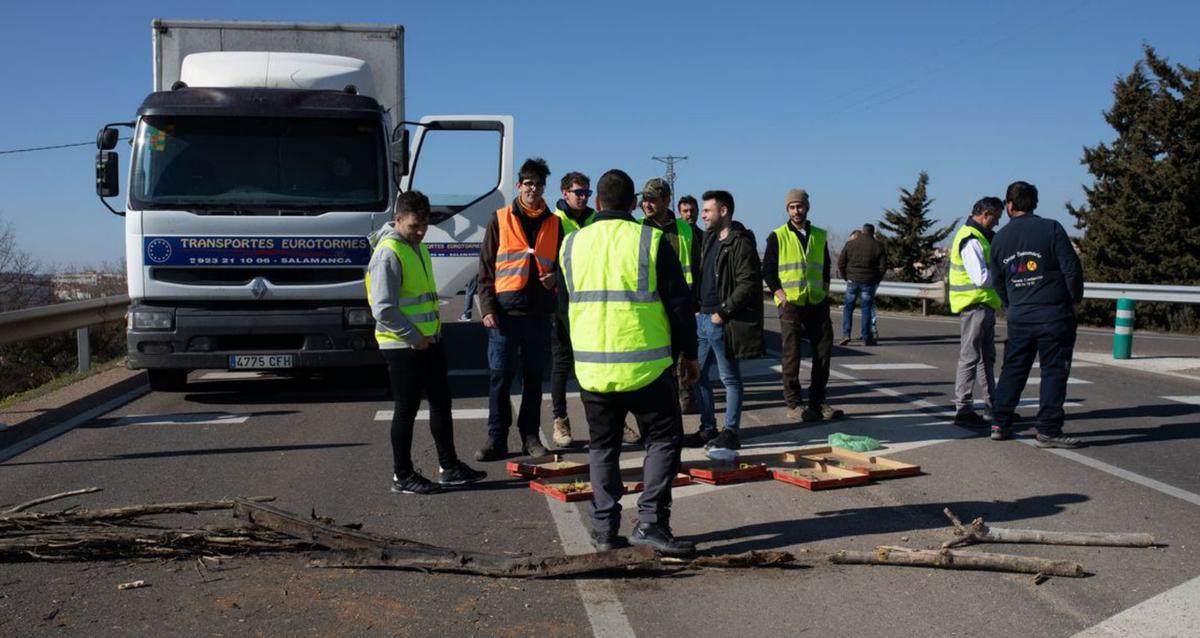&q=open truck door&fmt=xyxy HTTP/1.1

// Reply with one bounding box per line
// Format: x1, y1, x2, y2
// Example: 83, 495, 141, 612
400, 115, 514, 298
